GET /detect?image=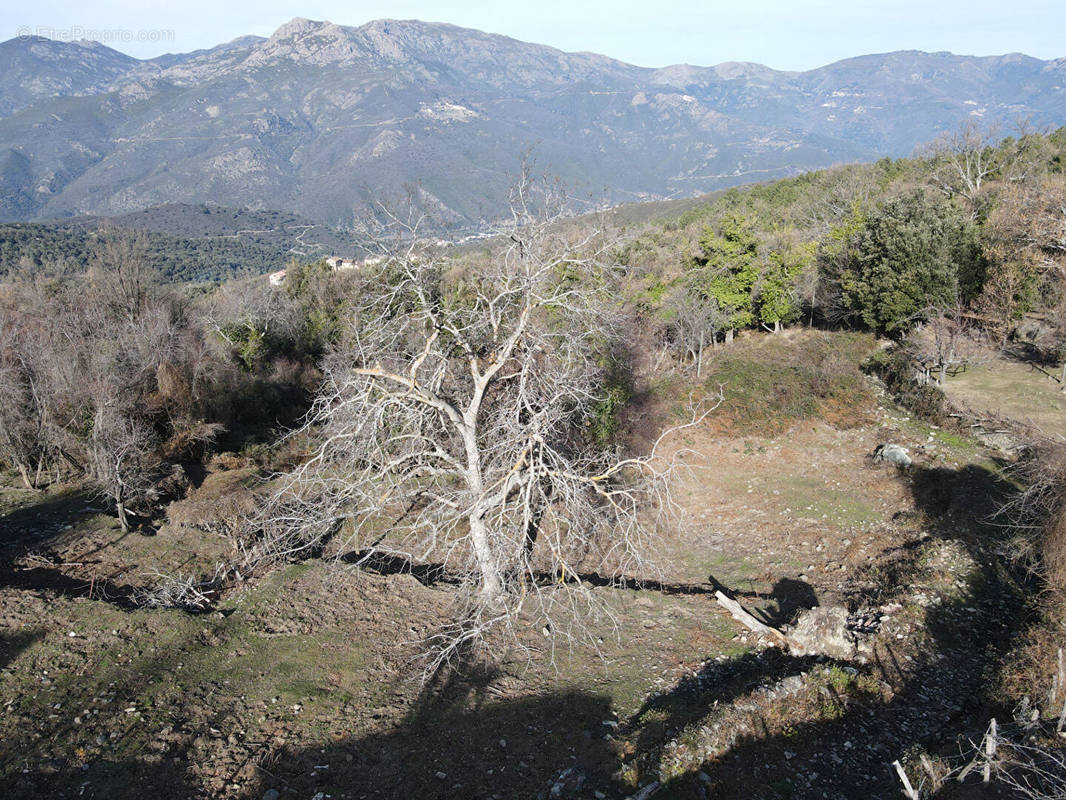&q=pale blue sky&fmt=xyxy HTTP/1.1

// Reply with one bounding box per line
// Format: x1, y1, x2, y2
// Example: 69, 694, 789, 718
2, 0, 1063, 69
